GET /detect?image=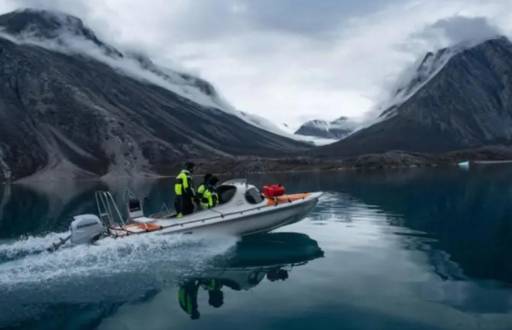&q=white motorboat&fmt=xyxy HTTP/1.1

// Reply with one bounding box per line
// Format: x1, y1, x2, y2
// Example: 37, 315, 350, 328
457, 160, 470, 169
64, 179, 322, 247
